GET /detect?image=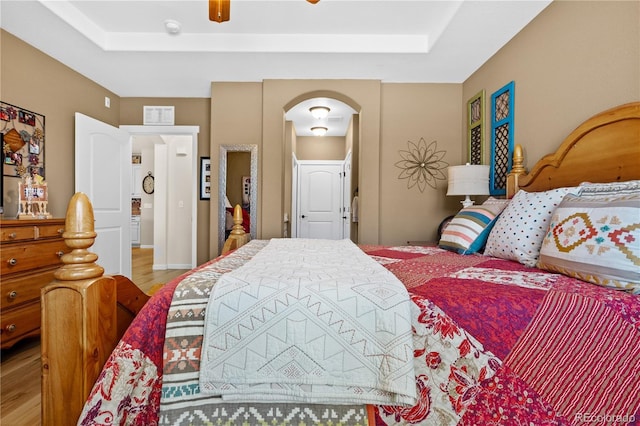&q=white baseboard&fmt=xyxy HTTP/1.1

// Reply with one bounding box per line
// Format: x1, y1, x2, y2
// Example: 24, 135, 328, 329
168, 263, 191, 269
